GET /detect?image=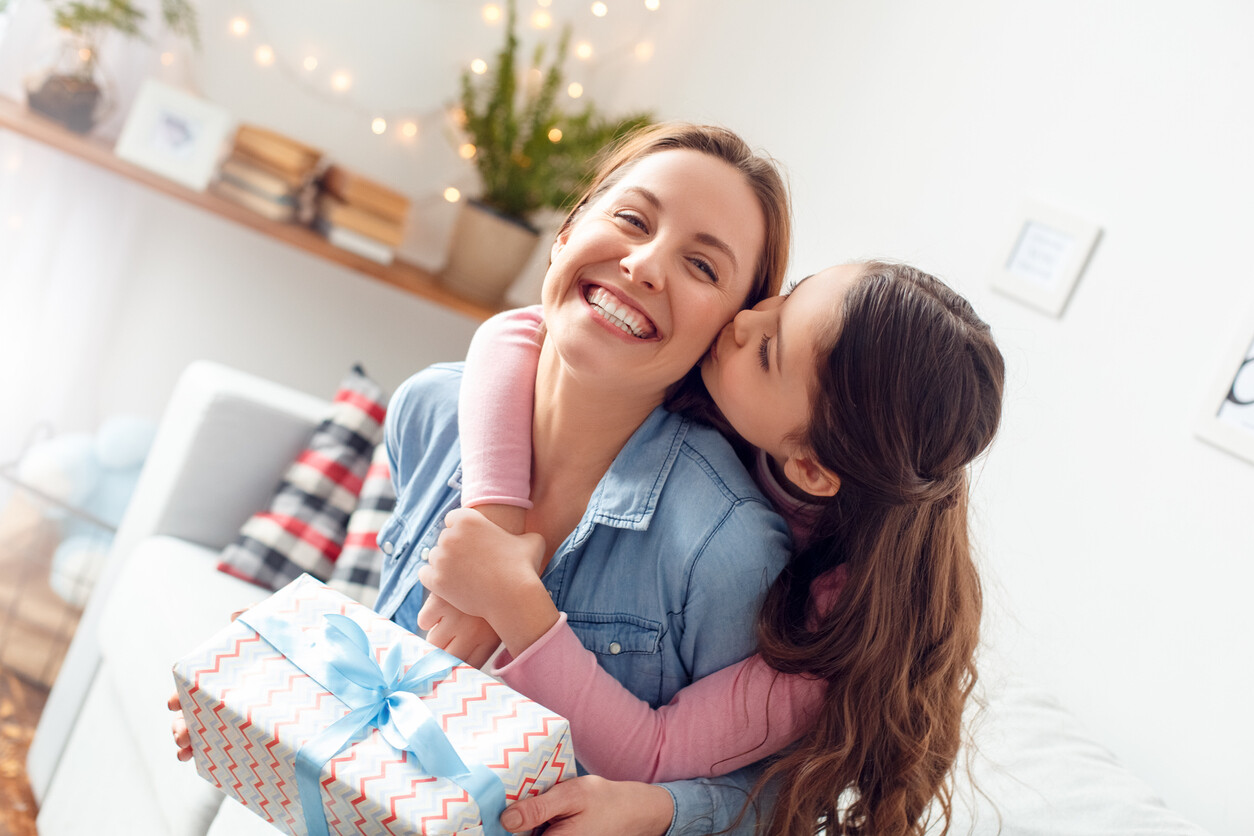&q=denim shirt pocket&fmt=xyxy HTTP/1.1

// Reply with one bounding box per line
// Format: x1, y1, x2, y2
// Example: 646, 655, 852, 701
564, 612, 664, 706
